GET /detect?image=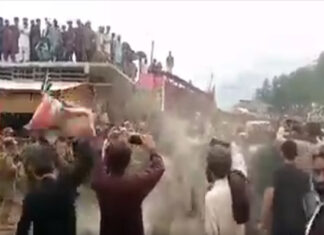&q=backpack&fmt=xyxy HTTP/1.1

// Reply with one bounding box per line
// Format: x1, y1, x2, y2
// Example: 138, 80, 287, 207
228, 169, 250, 224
